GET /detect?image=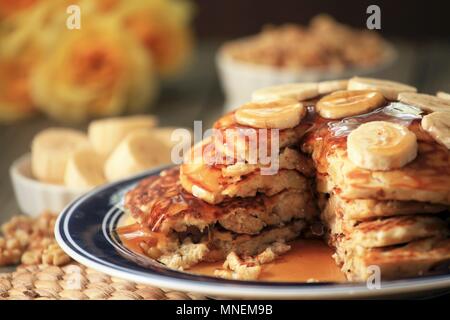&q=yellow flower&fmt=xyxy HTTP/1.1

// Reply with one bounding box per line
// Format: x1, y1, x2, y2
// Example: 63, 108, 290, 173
0, 52, 37, 122
118, 0, 194, 76
30, 18, 158, 122
0, 0, 40, 18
